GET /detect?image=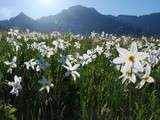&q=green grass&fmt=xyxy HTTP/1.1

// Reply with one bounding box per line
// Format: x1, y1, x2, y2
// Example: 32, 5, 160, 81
0, 31, 160, 120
